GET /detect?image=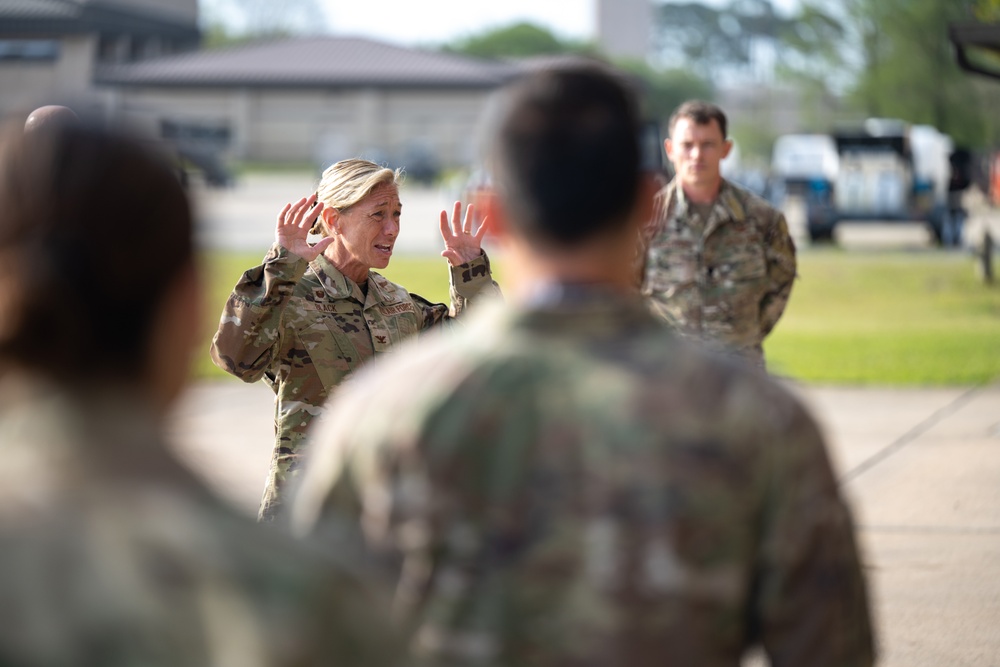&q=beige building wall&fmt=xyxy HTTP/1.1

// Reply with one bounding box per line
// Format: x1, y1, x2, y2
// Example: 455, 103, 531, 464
0, 35, 98, 119
1, 0, 198, 122
79, 0, 199, 23
107, 86, 495, 167
383, 91, 484, 165
596, 0, 651, 61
